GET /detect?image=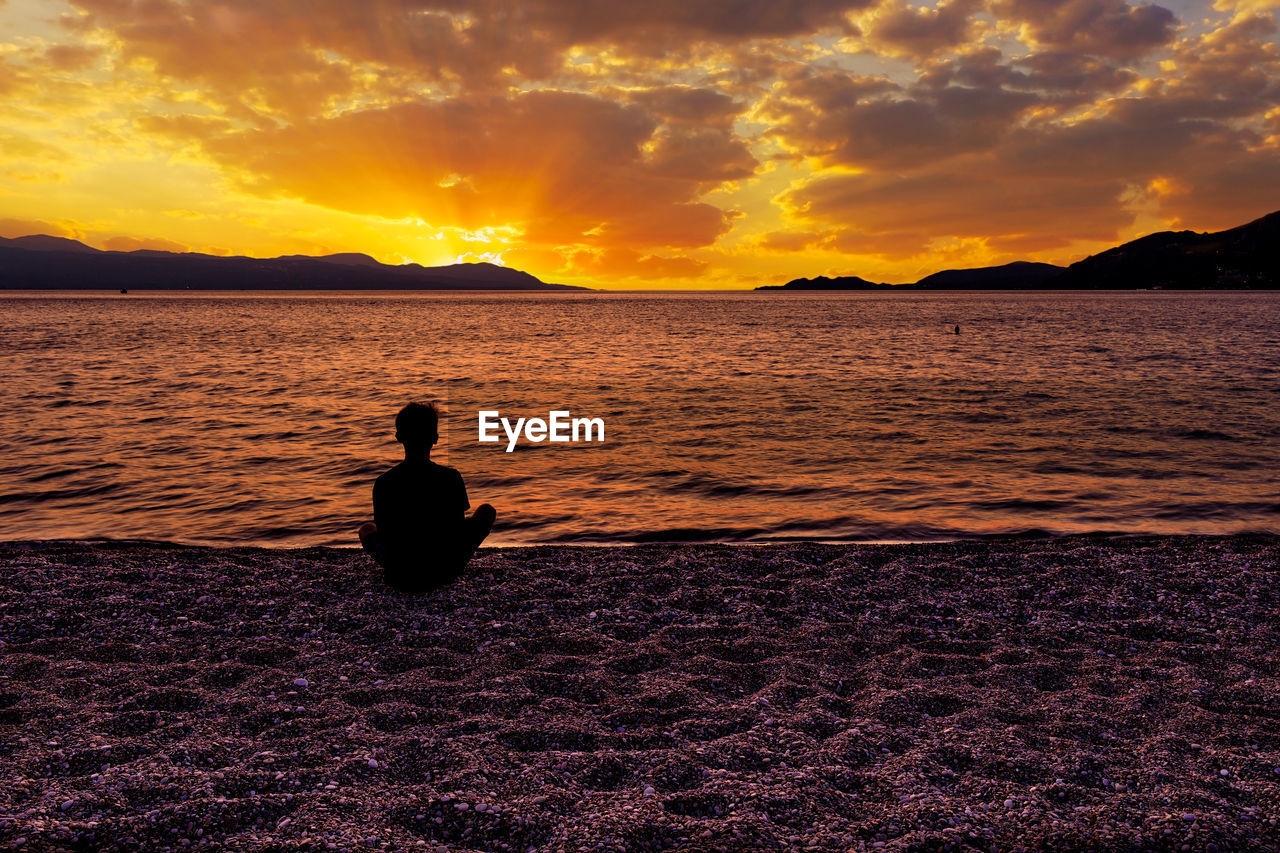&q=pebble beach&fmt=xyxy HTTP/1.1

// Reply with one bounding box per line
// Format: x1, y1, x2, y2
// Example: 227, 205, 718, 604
2, 536, 1279, 851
